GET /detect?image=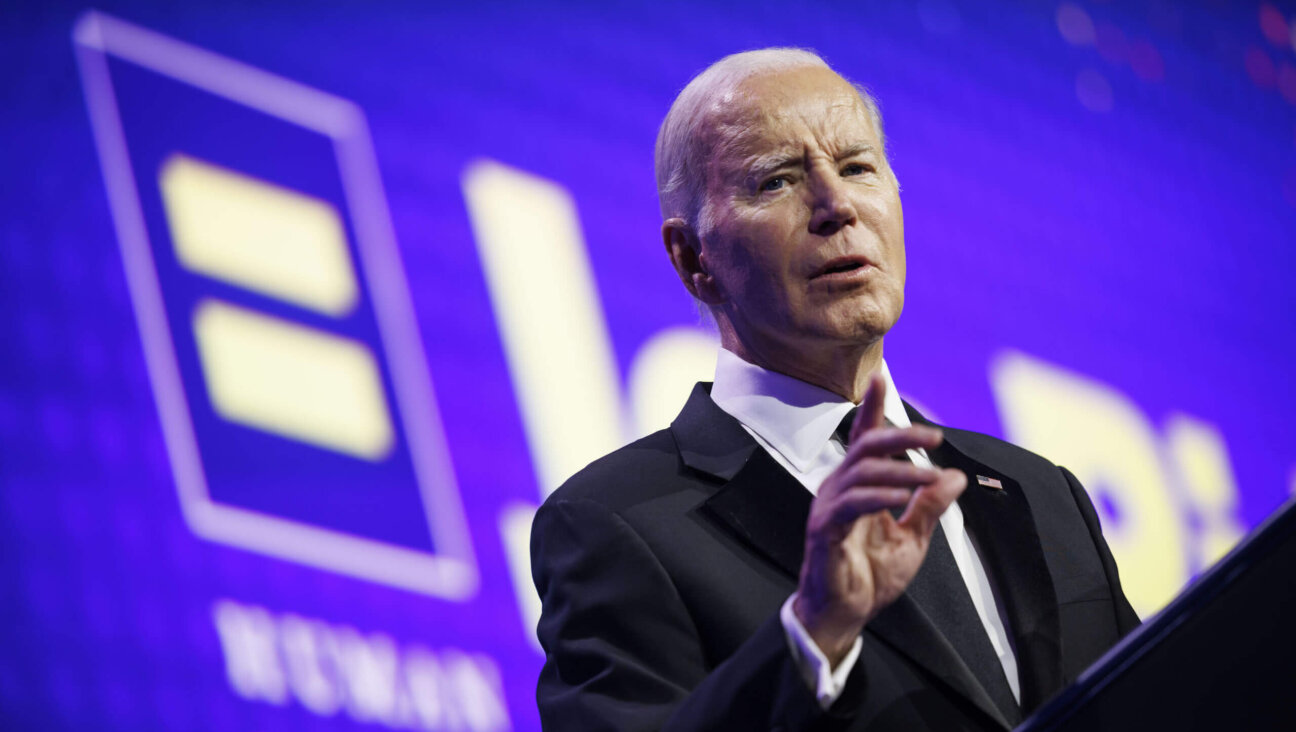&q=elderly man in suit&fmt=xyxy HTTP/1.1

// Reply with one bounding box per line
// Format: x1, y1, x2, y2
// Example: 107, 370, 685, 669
530, 48, 1139, 731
